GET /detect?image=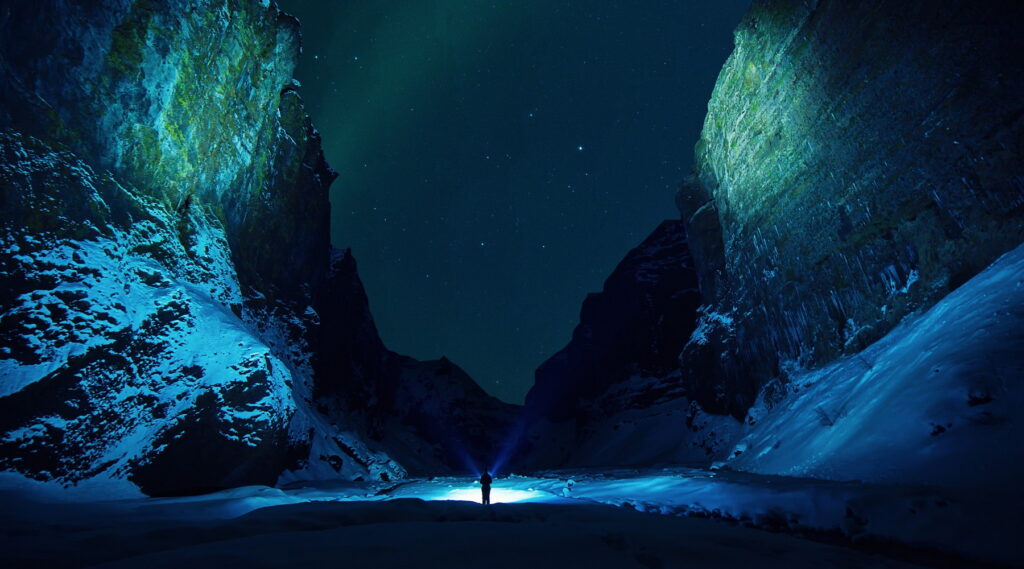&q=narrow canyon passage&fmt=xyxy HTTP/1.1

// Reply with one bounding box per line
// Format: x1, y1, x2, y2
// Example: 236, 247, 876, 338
1, 1, 1022, 568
